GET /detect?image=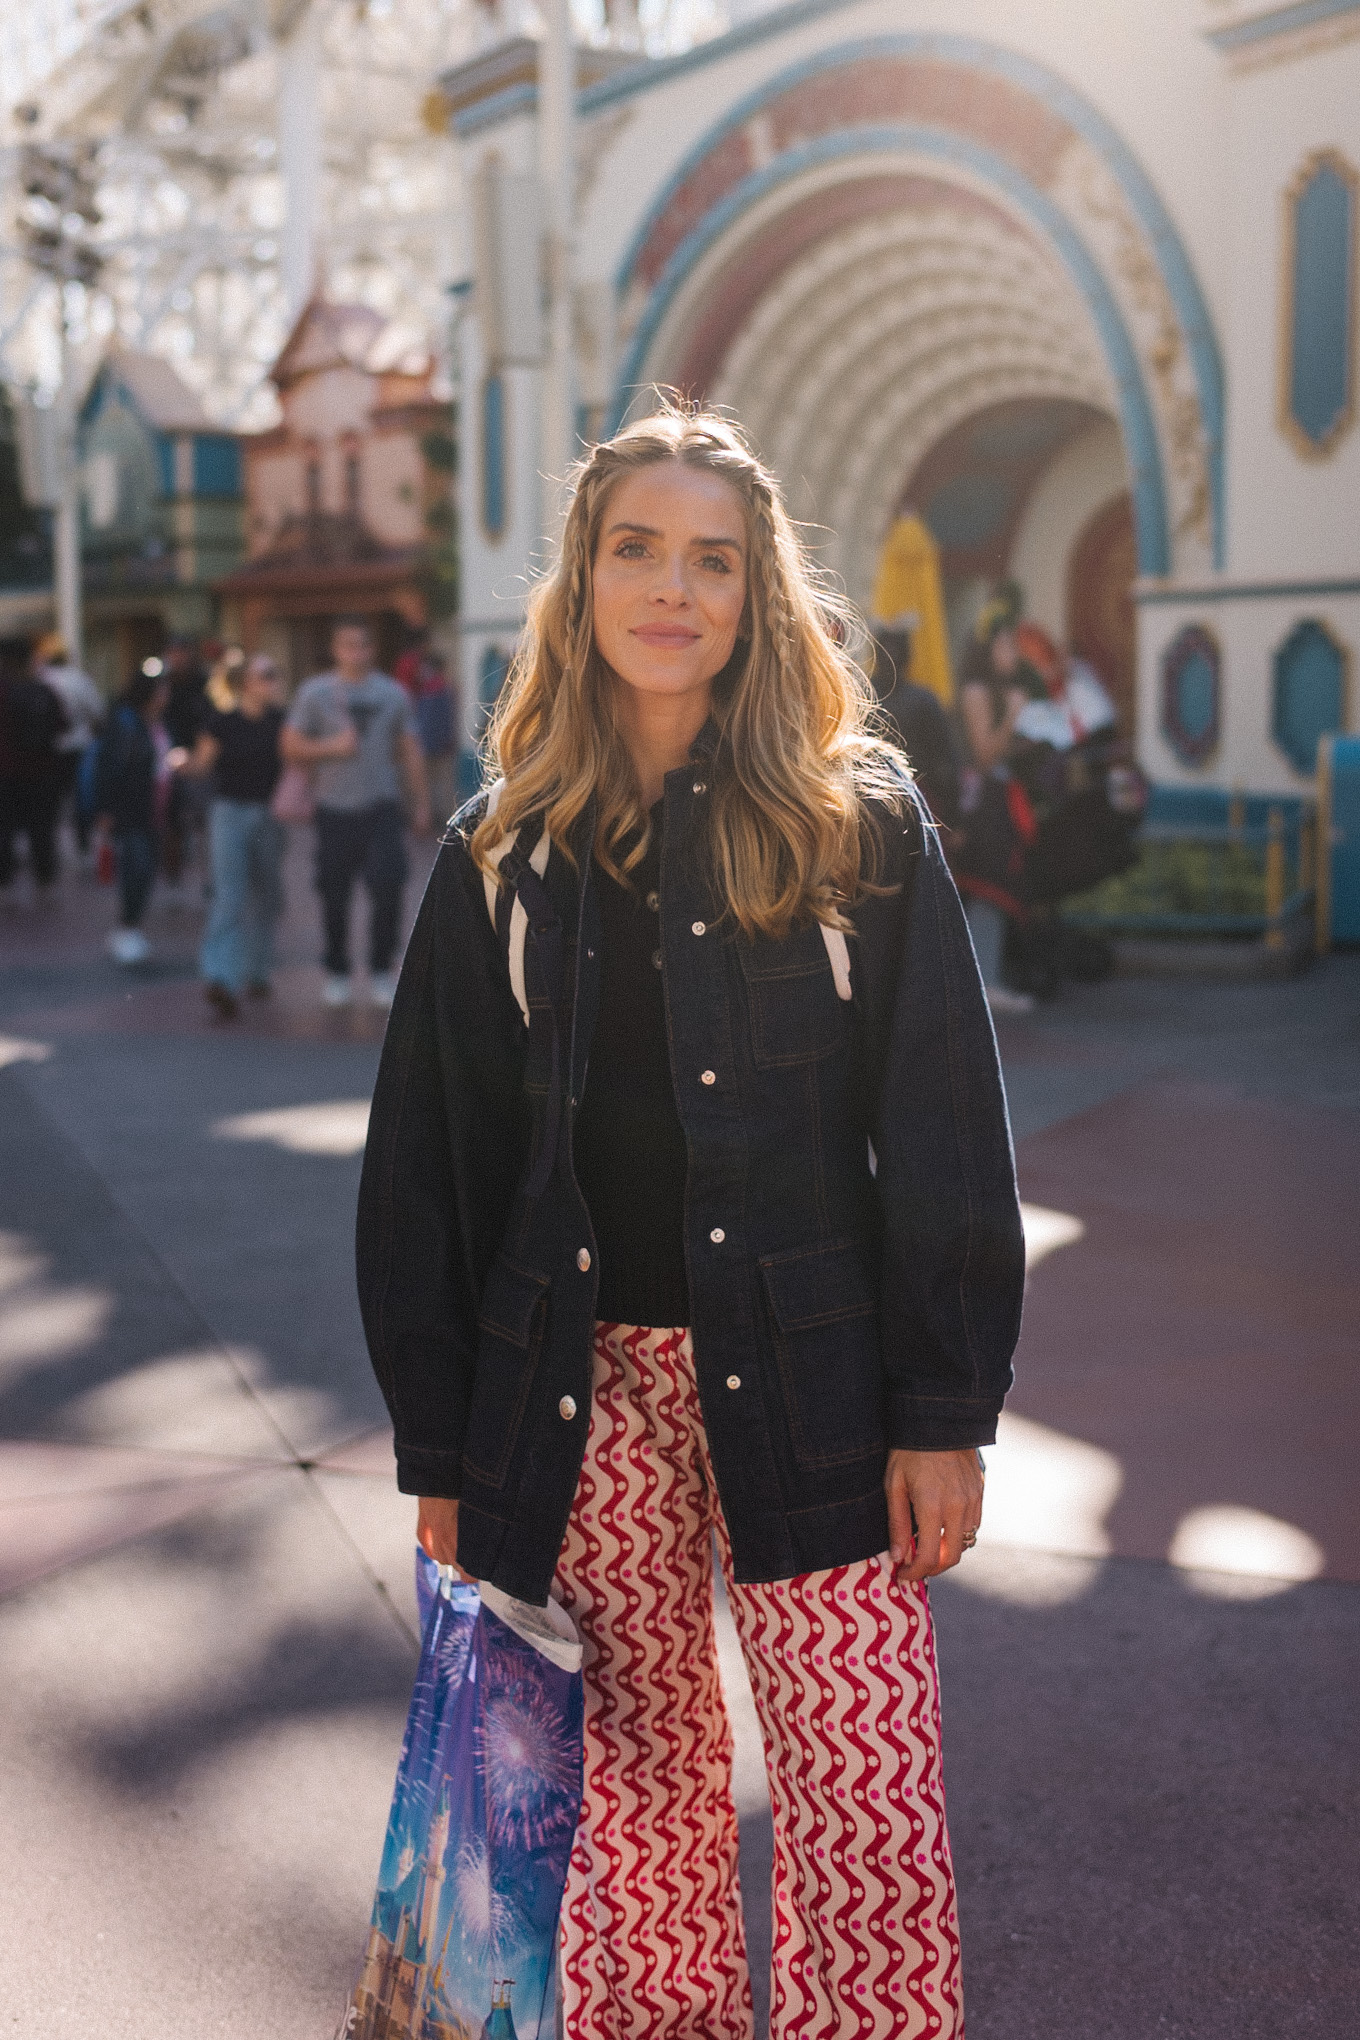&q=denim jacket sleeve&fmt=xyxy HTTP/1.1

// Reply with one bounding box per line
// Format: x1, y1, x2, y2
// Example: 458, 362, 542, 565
355, 826, 532, 1498
858, 795, 1025, 1450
